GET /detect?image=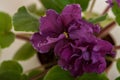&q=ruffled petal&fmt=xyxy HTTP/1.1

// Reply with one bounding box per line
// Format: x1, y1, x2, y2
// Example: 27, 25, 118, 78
54, 39, 69, 56
83, 57, 106, 73
70, 58, 84, 77
31, 32, 65, 53
31, 33, 51, 53
60, 4, 81, 27
68, 20, 98, 43
40, 9, 63, 37
60, 45, 73, 61
58, 45, 73, 70
93, 39, 114, 56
